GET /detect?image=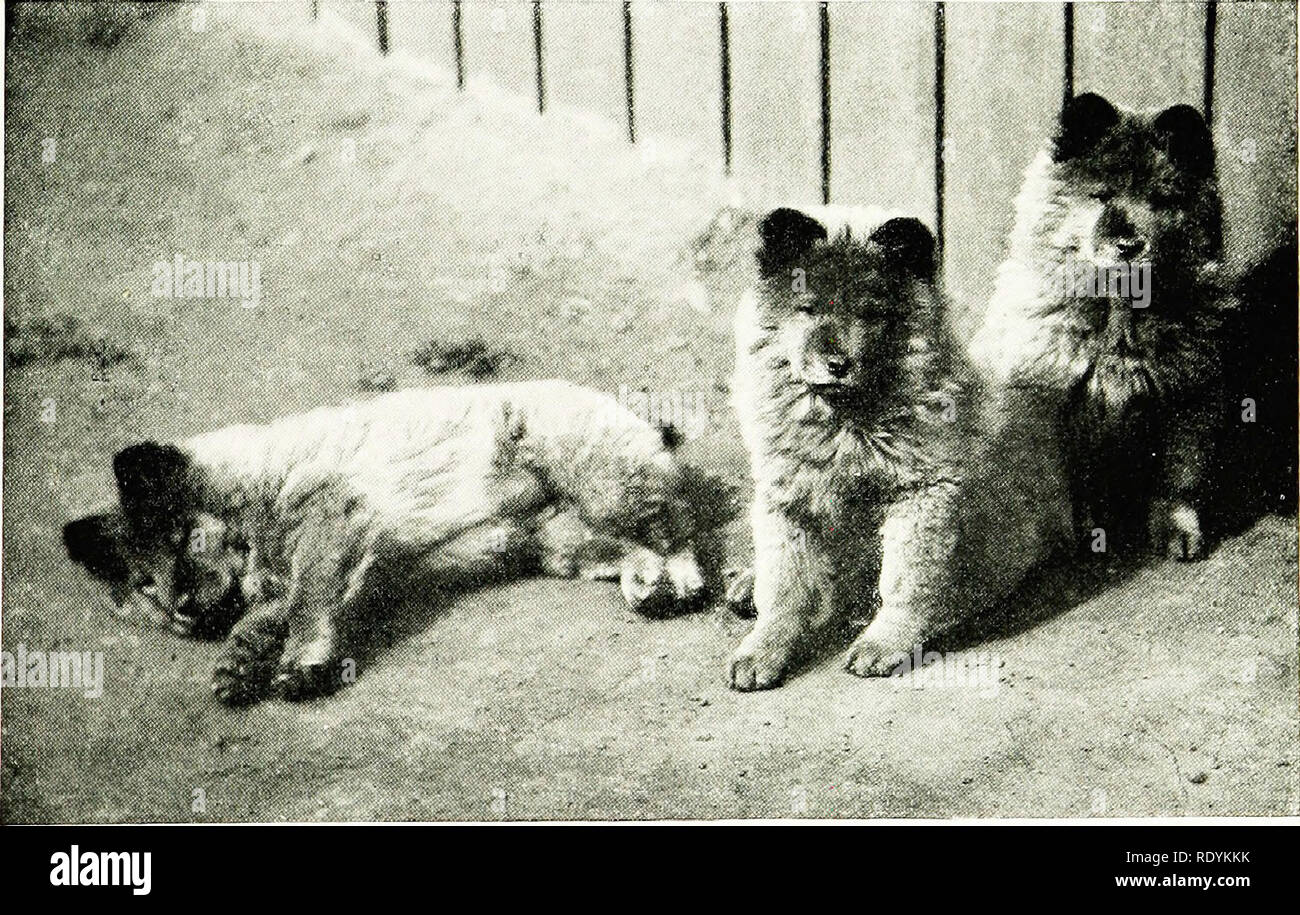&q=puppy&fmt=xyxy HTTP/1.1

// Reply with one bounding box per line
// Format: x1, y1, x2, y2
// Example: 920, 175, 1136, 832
64, 380, 705, 704
970, 92, 1231, 559
727, 206, 1069, 690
